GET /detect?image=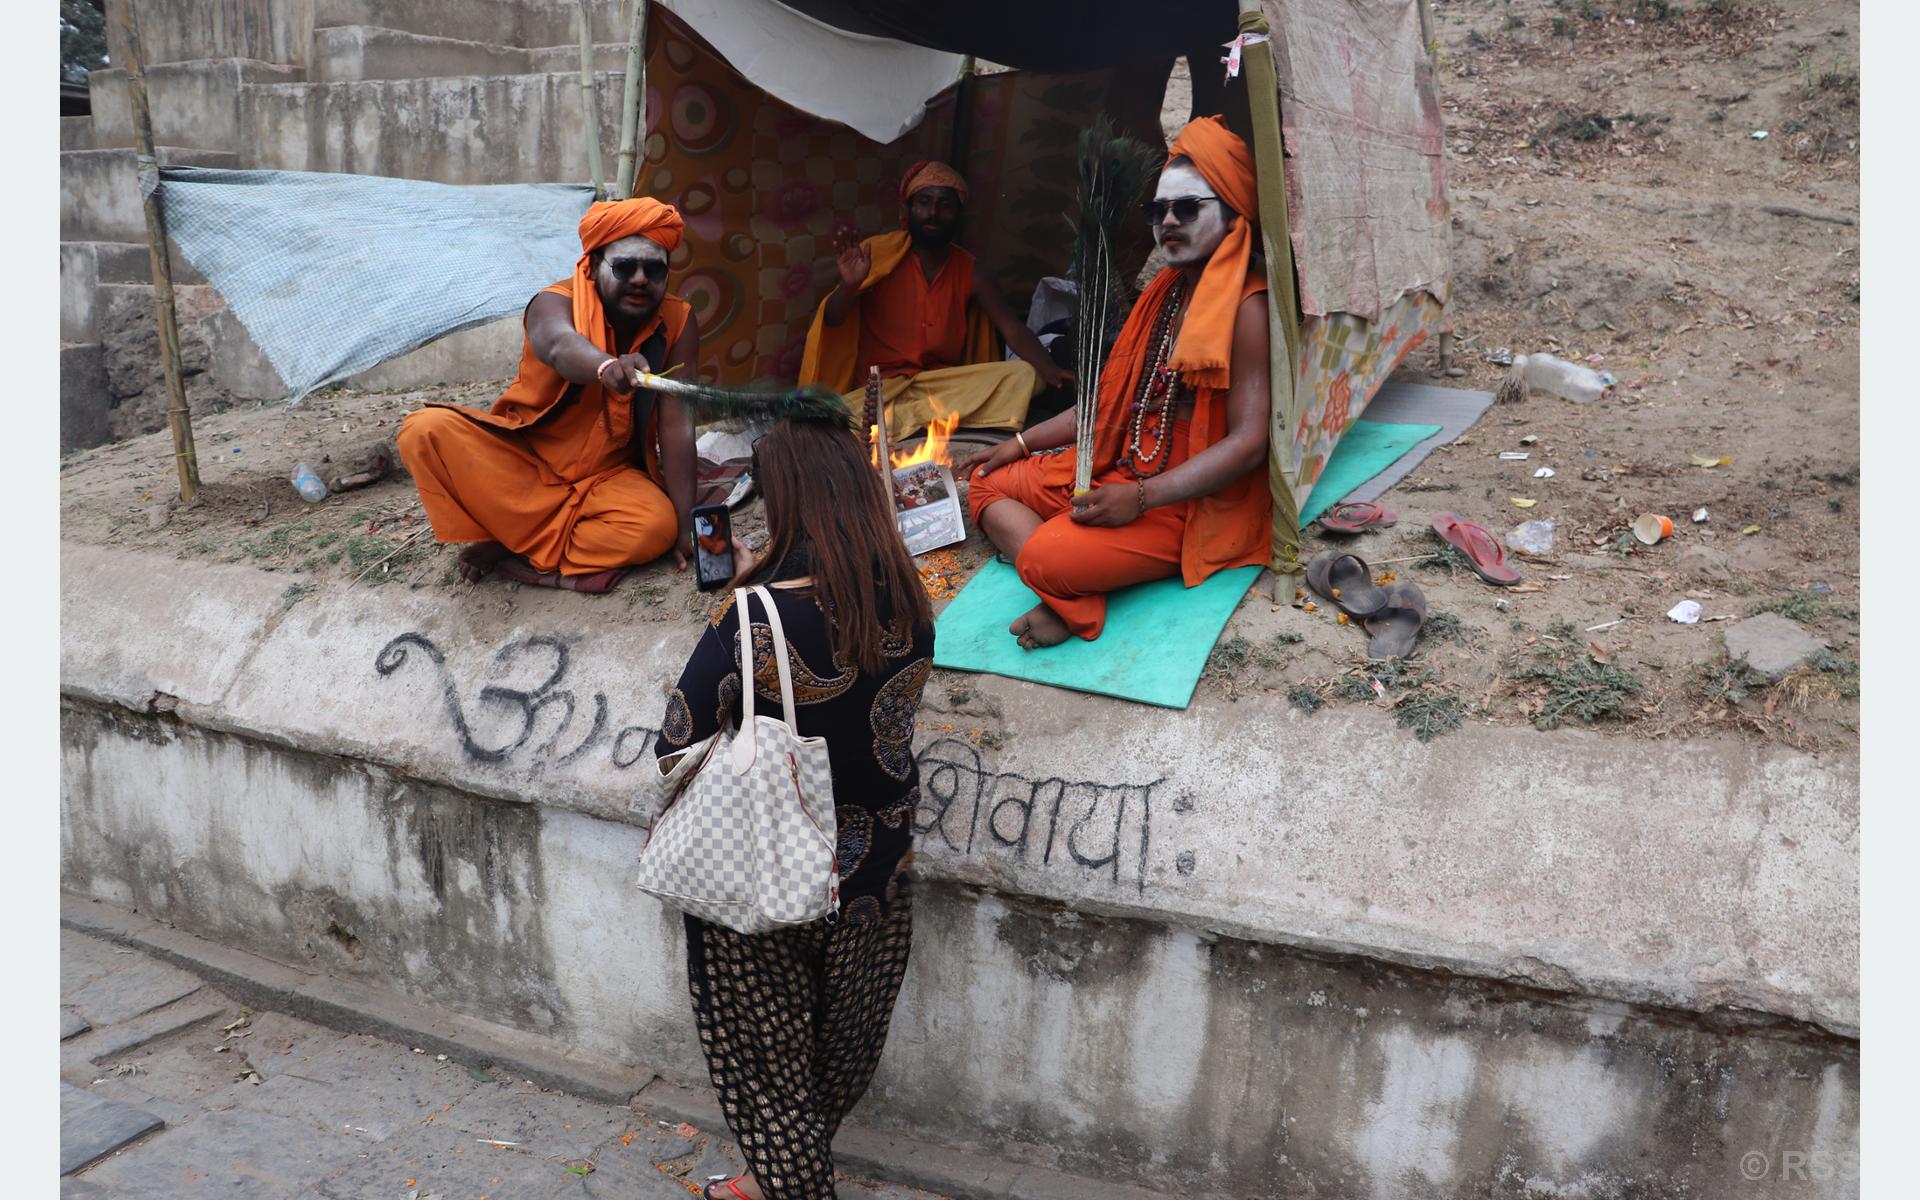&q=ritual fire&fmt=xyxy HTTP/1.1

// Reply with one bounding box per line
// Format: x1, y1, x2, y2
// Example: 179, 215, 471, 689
870, 407, 958, 469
